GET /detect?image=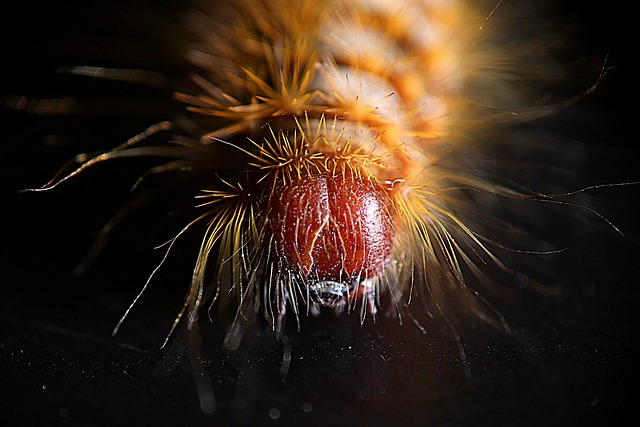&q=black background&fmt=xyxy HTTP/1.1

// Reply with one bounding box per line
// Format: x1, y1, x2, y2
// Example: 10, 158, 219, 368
1, 1, 638, 426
